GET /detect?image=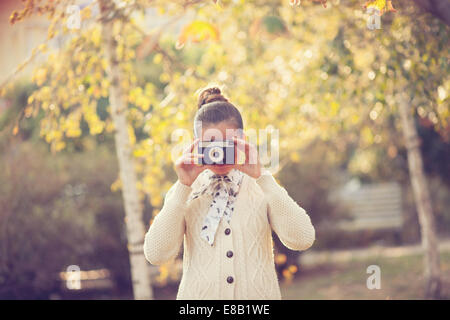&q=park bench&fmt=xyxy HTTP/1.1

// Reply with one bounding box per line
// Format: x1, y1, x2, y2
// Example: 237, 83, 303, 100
329, 180, 403, 231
